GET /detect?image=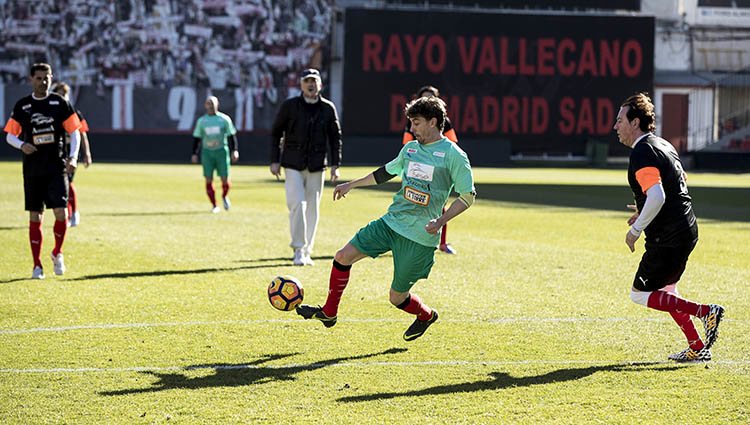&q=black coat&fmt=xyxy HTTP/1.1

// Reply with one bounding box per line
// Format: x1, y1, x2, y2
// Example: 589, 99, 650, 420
270, 95, 342, 172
